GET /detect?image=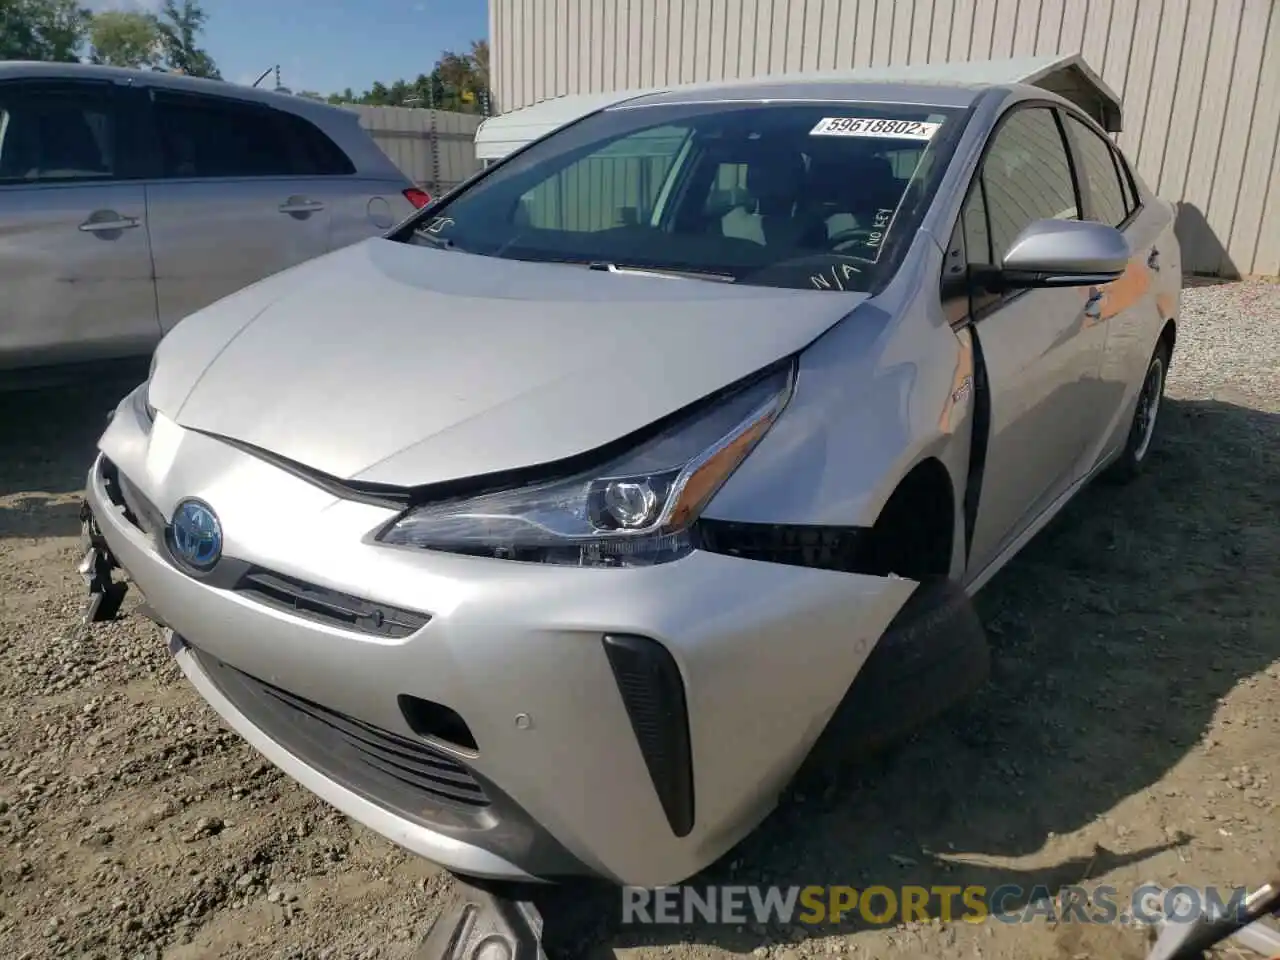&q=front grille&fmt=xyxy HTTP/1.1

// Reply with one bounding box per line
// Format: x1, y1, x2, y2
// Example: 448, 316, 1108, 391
99, 458, 429, 639
233, 568, 430, 639
194, 649, 491, 819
